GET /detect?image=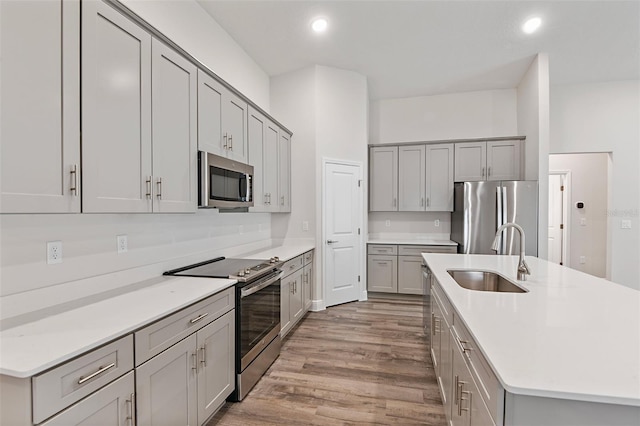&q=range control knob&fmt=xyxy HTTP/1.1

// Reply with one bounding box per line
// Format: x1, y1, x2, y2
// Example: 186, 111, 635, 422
237, 271, 245, 277
270, 256, 280, 263
245, 268, 251, 274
